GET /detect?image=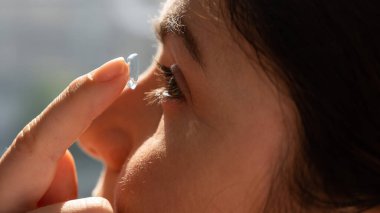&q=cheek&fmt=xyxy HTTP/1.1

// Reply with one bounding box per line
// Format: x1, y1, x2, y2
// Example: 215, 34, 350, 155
113, 88, 293, 212
114, 122, 178, 211
112, 112, 256, 211
113, 114, 214, 211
